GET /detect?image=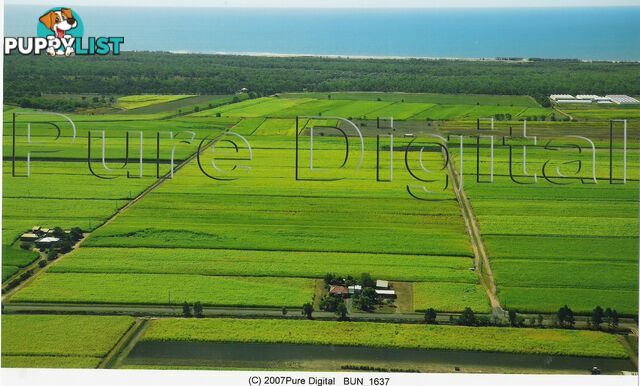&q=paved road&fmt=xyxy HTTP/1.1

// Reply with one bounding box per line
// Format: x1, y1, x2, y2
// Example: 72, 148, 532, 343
4, 302, 638, 332
1, 302, 489, 324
